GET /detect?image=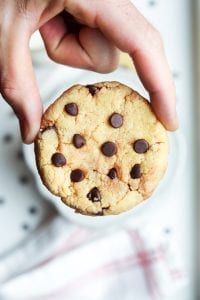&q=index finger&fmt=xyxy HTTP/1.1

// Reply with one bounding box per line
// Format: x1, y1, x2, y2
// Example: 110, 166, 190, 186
66, 0, 178, 130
